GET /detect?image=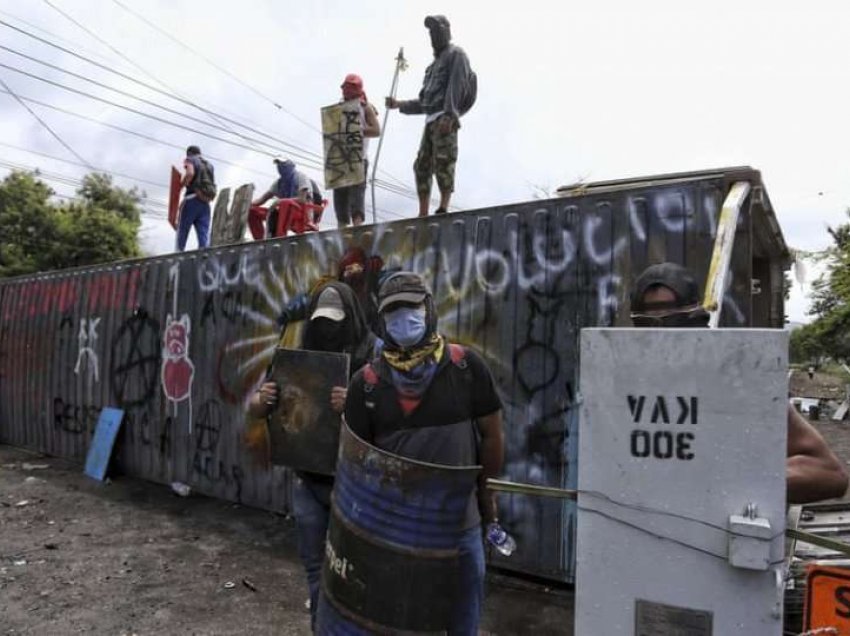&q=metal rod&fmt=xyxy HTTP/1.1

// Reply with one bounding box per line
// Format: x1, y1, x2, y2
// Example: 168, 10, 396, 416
787, 528, 850, 558
487, 478, 577, 500
370, 47, 405, 225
